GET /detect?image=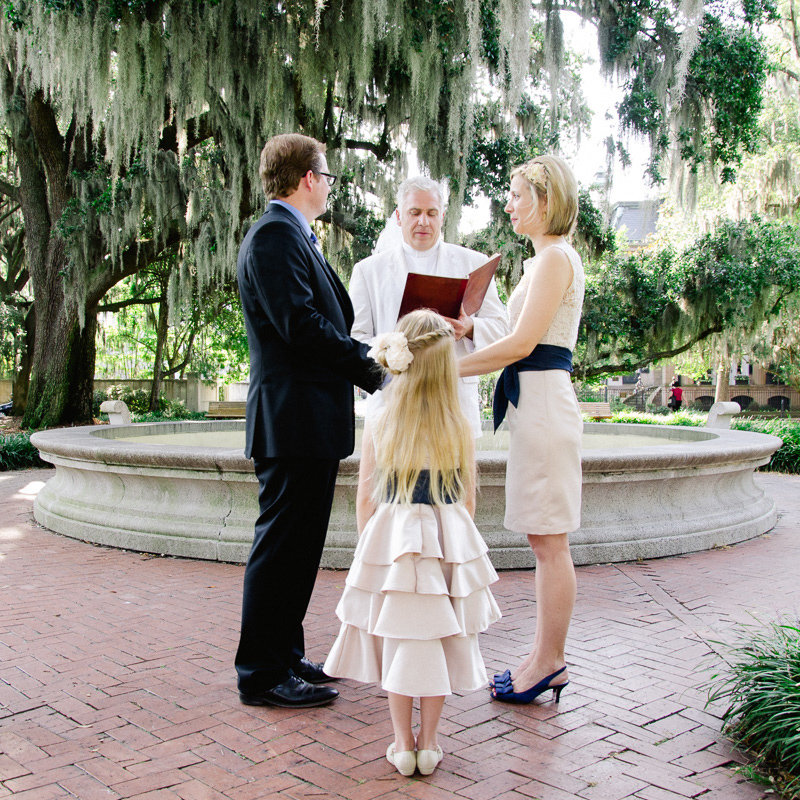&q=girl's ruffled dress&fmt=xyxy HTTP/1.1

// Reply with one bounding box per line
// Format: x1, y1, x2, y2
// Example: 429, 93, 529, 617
324, 492, 502, 696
